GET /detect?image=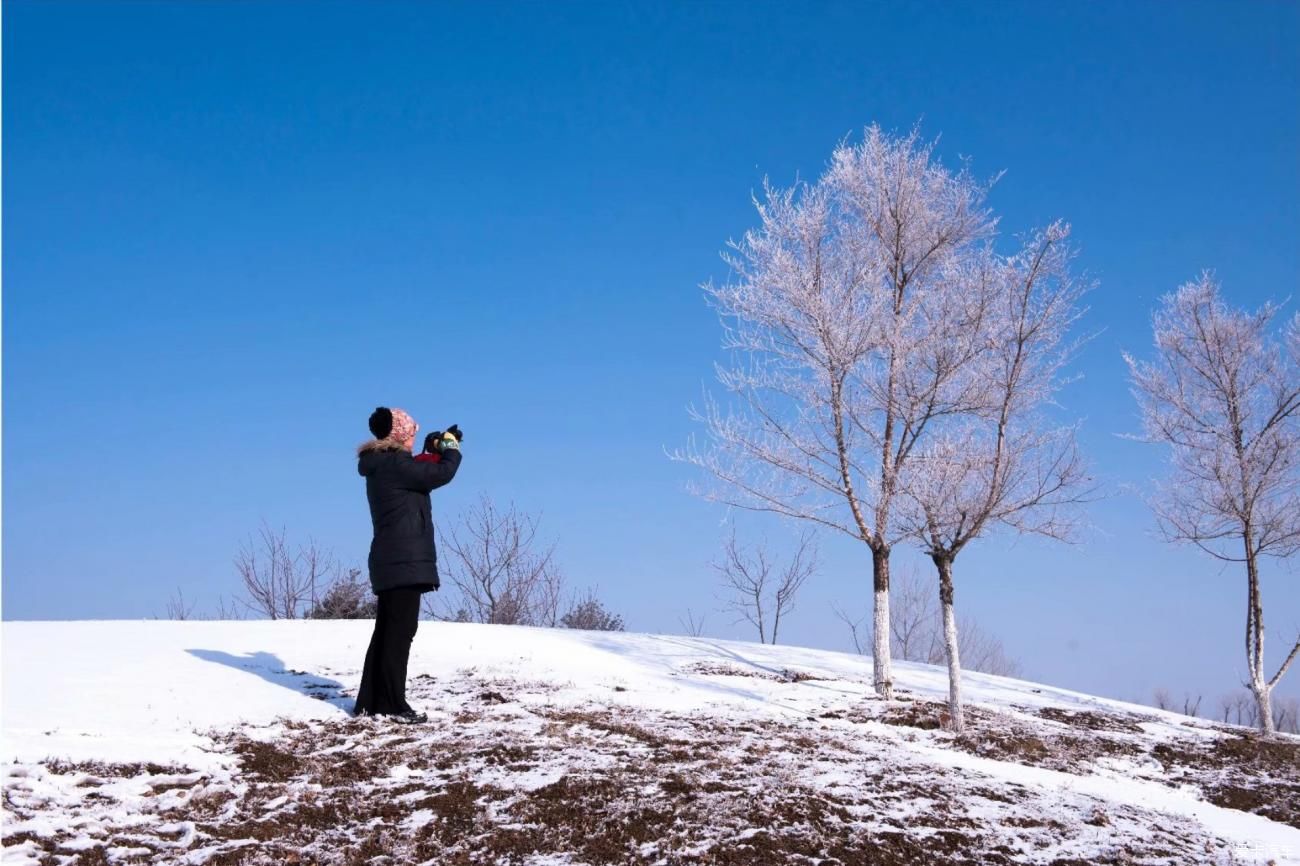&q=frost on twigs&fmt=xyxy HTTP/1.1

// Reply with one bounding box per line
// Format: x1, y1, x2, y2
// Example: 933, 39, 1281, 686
676, 124, 1009, 700
1126, 275, 1300, 734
